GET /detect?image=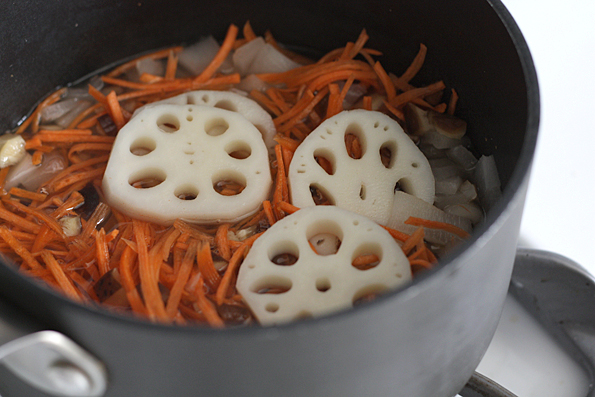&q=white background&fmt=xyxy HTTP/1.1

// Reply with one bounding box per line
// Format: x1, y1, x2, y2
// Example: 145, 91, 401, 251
501, 0, 595, 273
478, 2, 595, 396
